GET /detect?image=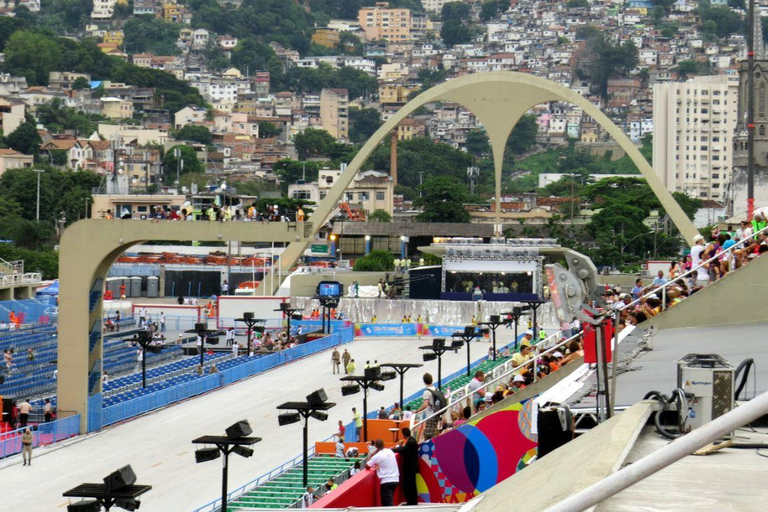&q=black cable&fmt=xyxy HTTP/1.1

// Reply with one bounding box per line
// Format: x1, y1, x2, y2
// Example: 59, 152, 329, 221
734, 358, 755, 401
